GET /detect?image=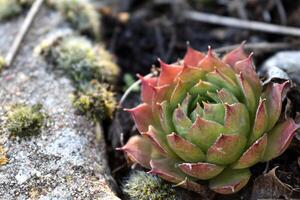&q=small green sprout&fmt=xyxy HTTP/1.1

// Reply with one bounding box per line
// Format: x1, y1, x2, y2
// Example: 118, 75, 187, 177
123, 171, 177, 200
5, 104, 45, 138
